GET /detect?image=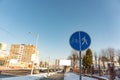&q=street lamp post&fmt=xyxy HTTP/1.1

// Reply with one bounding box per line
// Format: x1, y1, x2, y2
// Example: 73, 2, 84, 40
48, 56, 50, 74
29, 32, 39, 75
